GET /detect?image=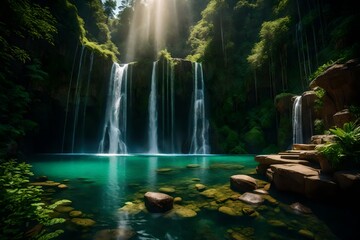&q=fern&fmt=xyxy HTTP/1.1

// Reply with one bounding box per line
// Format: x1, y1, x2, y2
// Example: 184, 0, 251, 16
36, 230, 64, 240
